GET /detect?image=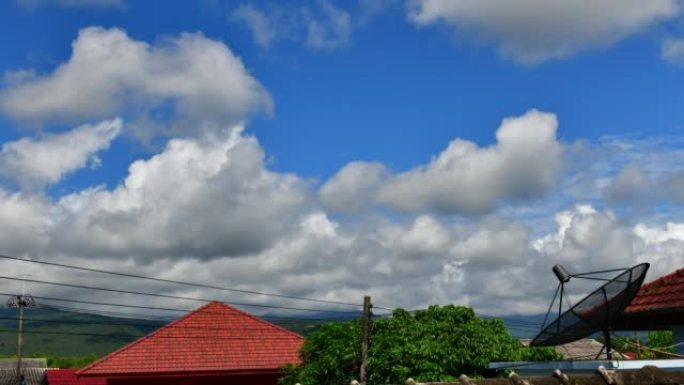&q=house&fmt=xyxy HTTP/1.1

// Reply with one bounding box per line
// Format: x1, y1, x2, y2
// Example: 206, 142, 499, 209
491, 267, 684, 375
77, 301, 304, 385
520, 339, 627, 360
554, 339, 621, 360
46, 369, 106, 385
616, 267, 684, 355
0, 358, 47, 385
407, 366, 684, 385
